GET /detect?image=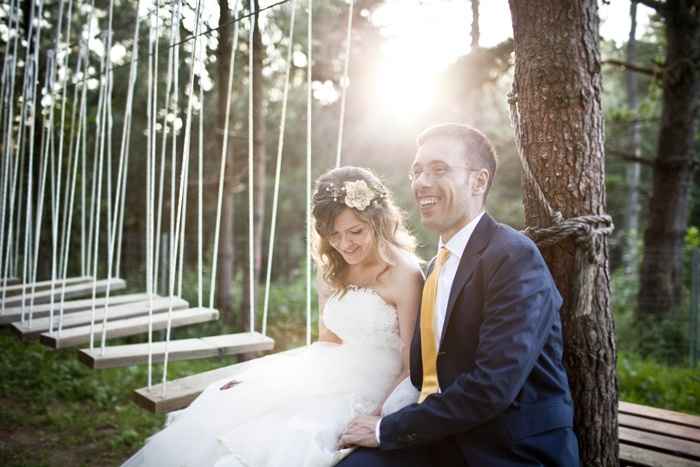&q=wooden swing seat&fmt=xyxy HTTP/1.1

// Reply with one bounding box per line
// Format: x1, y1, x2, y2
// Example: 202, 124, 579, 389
10, 296, 188, 338
79, 331, 273, 369
0, 292, 154, 325
39, 306, 217, 349
0, 275, 93, 295
0, 278, 126, 307
132, 346, 299, 413
0, 277, 20, 287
